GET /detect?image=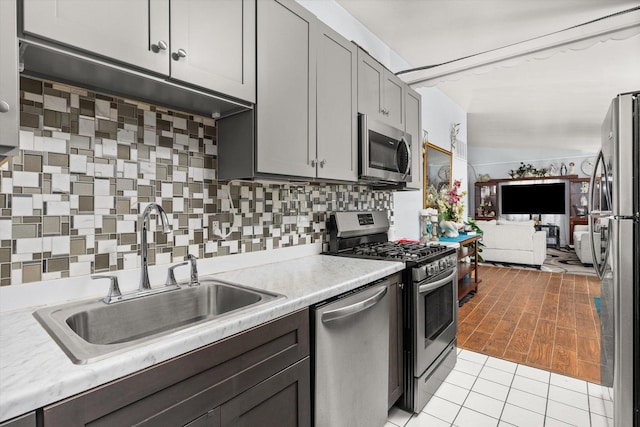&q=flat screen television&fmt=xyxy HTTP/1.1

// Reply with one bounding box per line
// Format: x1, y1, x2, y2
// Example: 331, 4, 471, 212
500, 182, 566, 215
